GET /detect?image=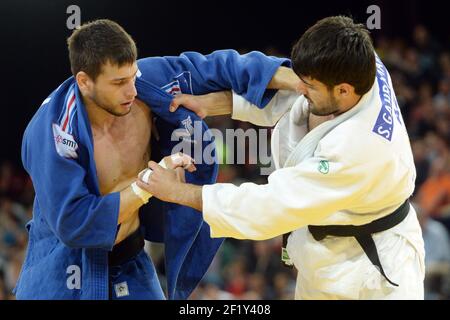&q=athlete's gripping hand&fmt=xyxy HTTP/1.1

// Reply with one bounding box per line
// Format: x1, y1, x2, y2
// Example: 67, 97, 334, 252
135, 153, 196, 204
169, 91, 232, 118
131, 153, 196, 204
